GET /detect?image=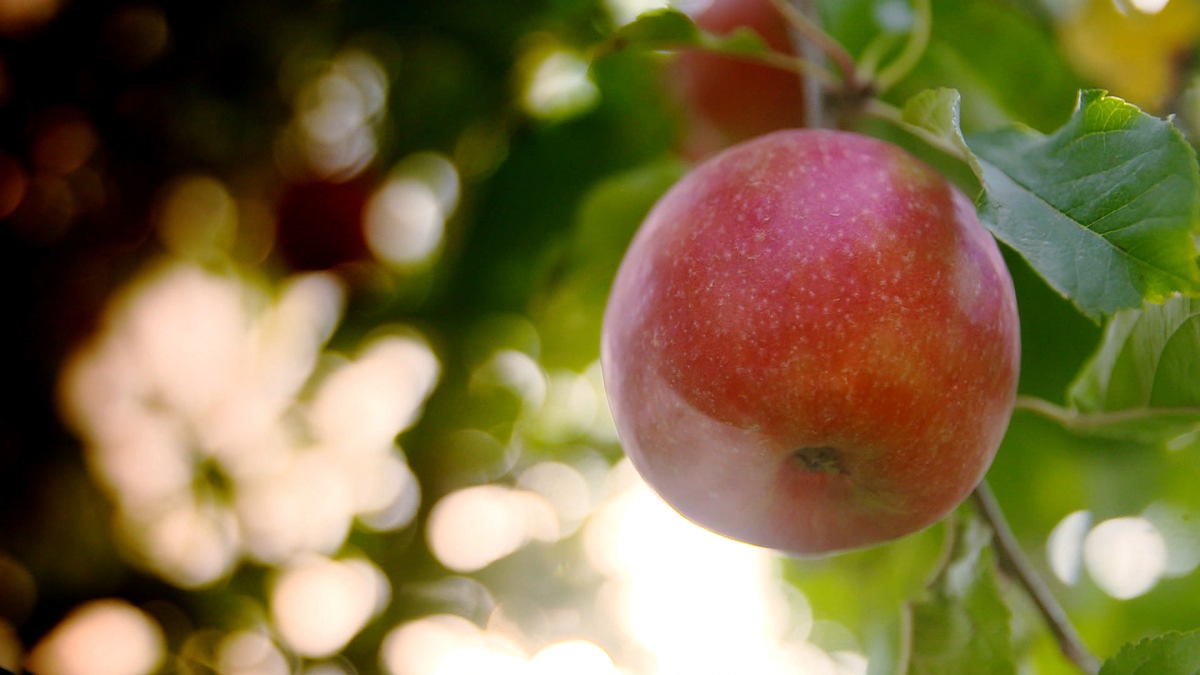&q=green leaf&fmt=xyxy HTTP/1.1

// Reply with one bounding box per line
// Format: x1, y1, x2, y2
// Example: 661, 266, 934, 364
599, 8, 772, 61
1026, 295, 1200, 446
1100, 631, 1200, 675
900, 88, 980, 177
904, 515, 1015, 675
969, 90, 1200, 321
914, 0, 1083, 133
1071, 296, 1200, 411
827, 0, 1082, 132
535, 159, 686, 369
606, 8, 700, 51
